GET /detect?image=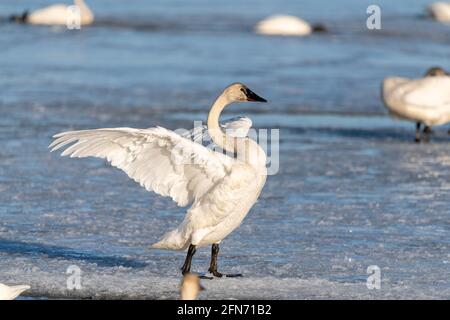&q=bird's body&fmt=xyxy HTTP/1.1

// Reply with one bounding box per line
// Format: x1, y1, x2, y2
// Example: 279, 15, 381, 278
11, 0, 94, 26
428, 2, 450, 22
255, 15, 326, 36
0, 283, 30, 300
382, 67, 450, 141
255, 15, 312, 36
153, 159, 266, 250
50, 83, 268, 276
382, 75, 450, 126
